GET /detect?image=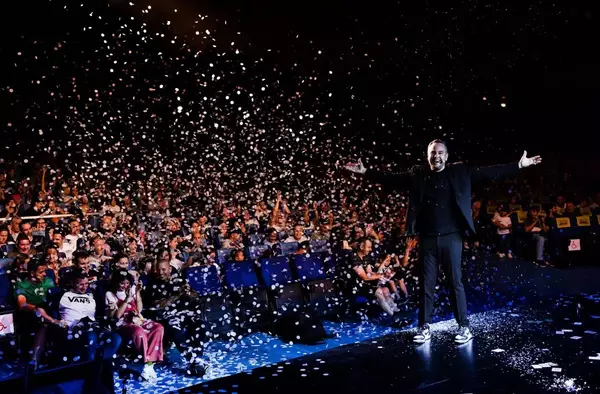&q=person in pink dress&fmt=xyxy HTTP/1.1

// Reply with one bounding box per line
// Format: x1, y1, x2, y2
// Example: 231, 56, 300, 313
105, 269, 164, 382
